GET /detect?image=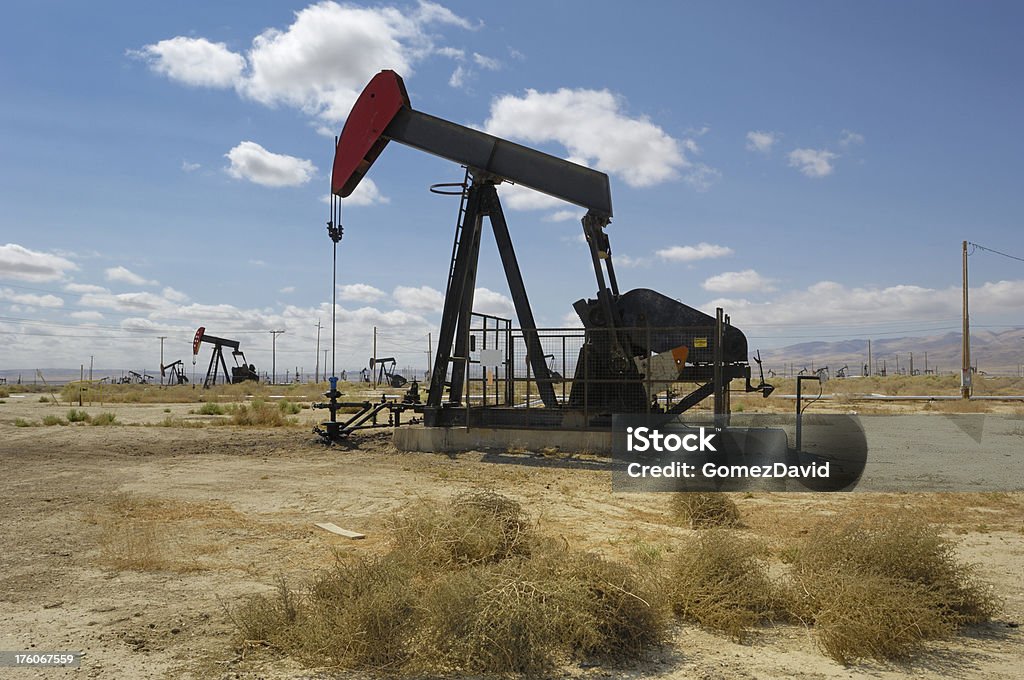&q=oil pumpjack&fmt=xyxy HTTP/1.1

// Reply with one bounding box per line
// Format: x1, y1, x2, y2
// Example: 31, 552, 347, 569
324, 70, 771, 433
